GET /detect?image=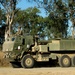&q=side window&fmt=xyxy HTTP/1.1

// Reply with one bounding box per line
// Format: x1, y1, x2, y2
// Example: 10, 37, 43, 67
22, 39, 25, 45
12, 38, 15, 41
